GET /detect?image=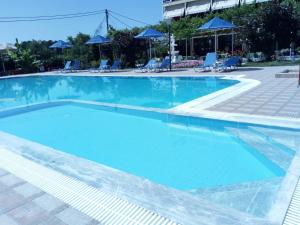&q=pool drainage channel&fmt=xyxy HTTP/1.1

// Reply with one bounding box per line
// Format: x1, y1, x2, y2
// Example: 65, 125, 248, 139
283, 177, 300, 225
0, 147, 179, 225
